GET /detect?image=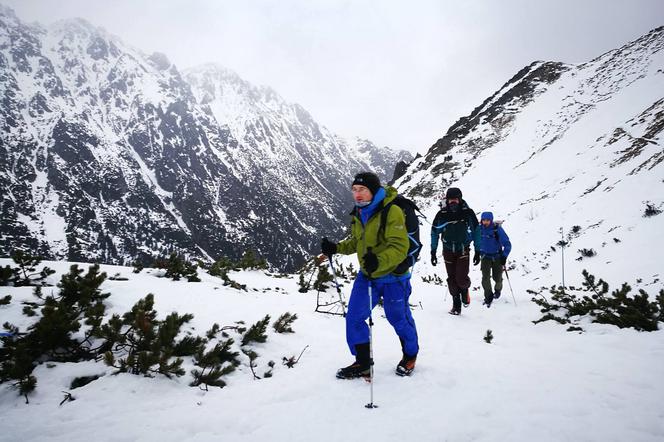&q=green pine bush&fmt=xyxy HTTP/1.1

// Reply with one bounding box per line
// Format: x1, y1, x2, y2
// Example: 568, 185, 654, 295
0, 264, 109, 402
153, 253, 200, 282
532, 270, 663, 332
101, 294, 199, 378
0, 250, 55, 287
